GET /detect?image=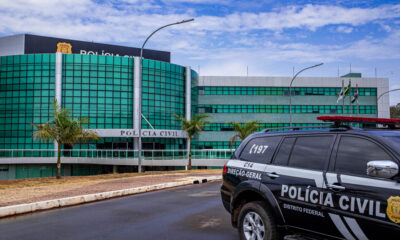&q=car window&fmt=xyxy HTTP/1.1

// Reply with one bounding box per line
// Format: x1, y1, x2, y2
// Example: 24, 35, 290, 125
288, 136, 334, 170
240, 136, 282, 164
273, 137, 295, 166
335, 136, 393, 176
